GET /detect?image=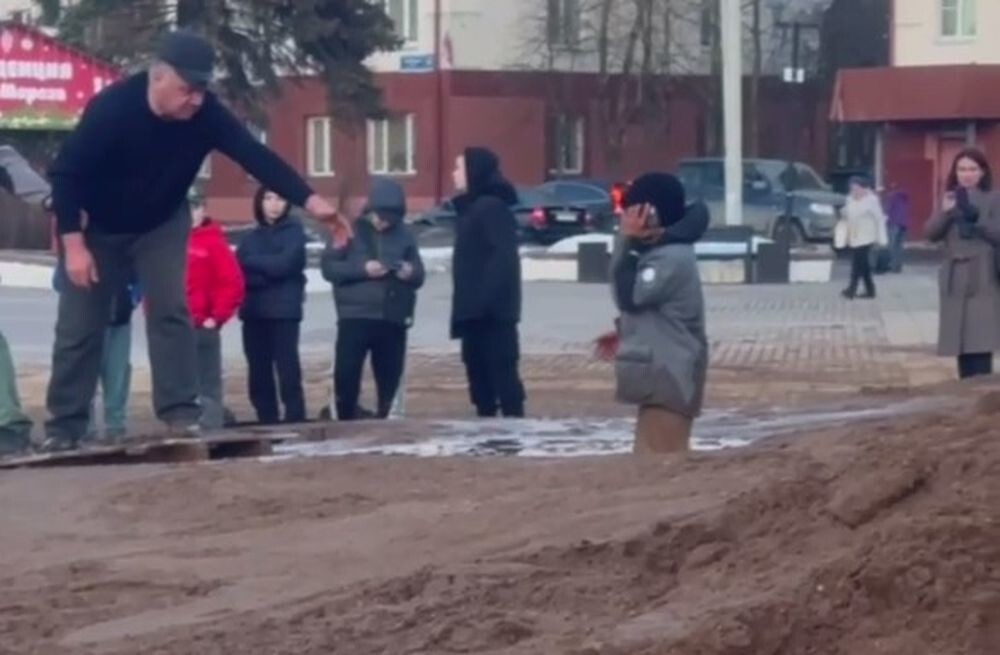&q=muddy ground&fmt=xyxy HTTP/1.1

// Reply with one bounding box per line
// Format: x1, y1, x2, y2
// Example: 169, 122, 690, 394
3, 353, 996, 654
